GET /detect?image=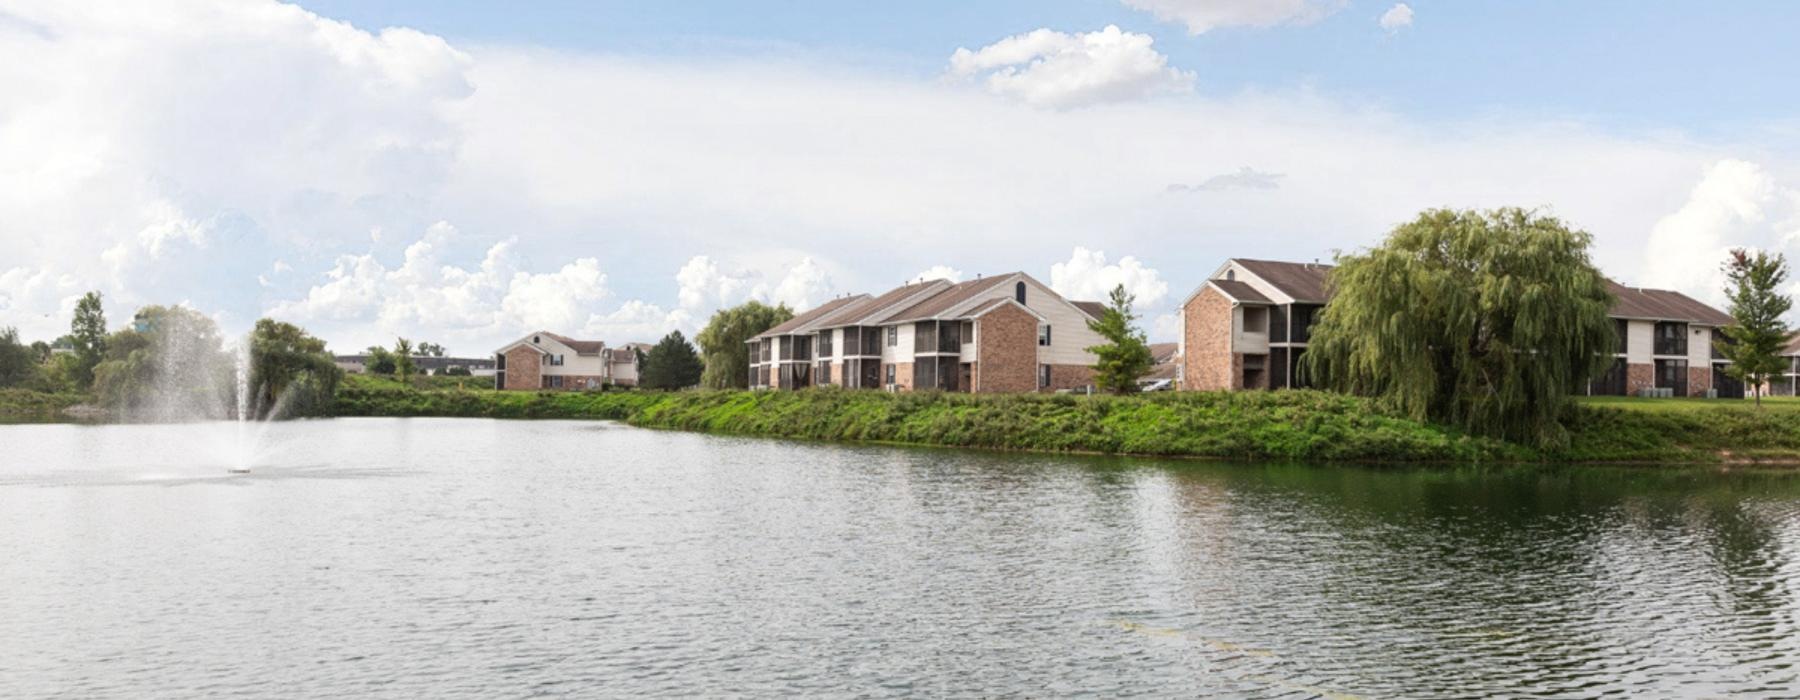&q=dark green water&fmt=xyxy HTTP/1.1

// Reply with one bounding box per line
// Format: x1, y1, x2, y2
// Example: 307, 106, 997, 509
3, 418, 1798, 697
